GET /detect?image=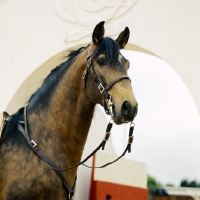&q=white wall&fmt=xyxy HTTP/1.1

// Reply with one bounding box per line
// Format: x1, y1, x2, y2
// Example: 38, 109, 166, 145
1, 0, 200, 199
0, 0, 200, 115
94, 152, 147, 188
